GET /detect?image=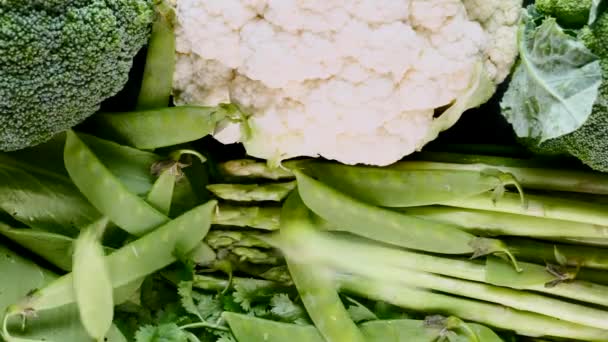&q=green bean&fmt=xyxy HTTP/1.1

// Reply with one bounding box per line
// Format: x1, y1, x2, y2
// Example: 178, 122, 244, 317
294, 170, 476, 254
443, 191, 608, 226
207, 181, 296, 202
4, 201, 216, 318
212, 204, 281, 230
281, 191, 366, 342
94, 105, 234, 149
400, 206, 608, 239
136, 0, 175, 110
72, 218, 113, 340
302, 161, 516, 207
338, 274, 608, 341
64, 130, 167, 236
